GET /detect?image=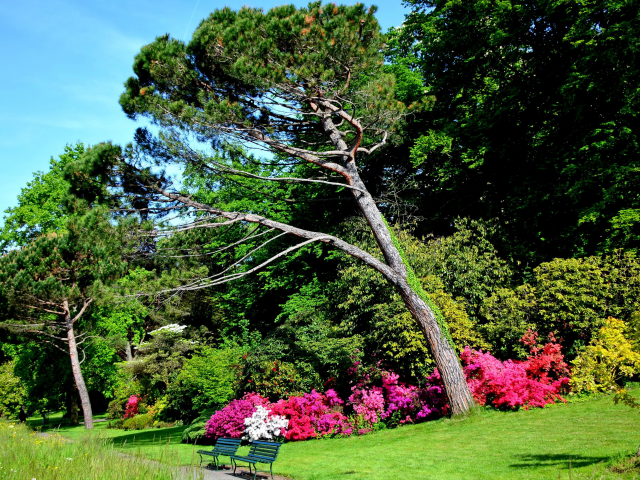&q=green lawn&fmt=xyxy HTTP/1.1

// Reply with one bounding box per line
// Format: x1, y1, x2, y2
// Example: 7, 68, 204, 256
46, 393, 640, 480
